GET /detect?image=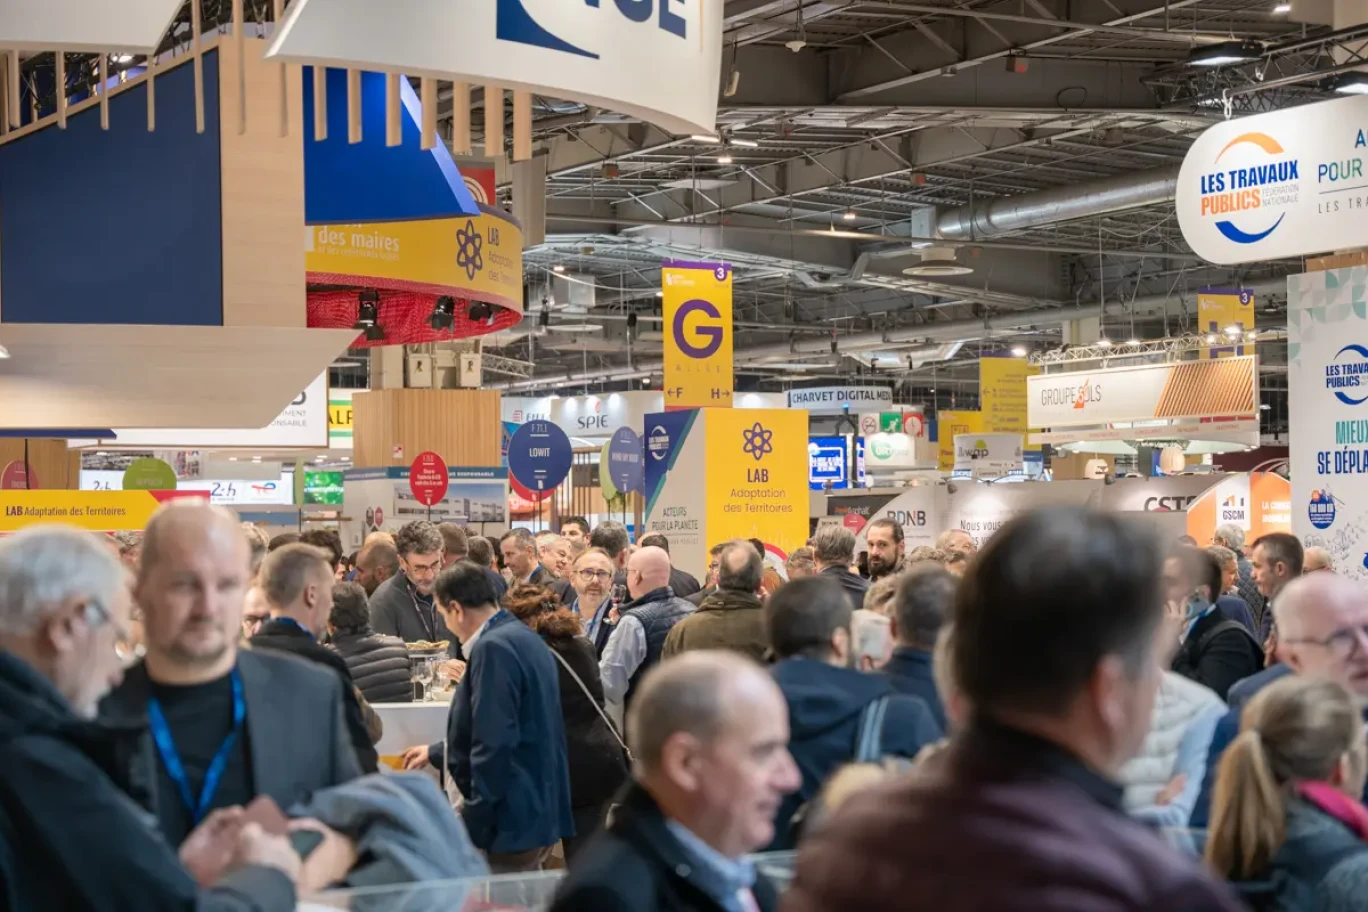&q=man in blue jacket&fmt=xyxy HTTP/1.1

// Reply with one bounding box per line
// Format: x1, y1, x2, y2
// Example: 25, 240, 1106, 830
402, 562, 574, 872
765, 576, 940, 850
882, 563, 956, 735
